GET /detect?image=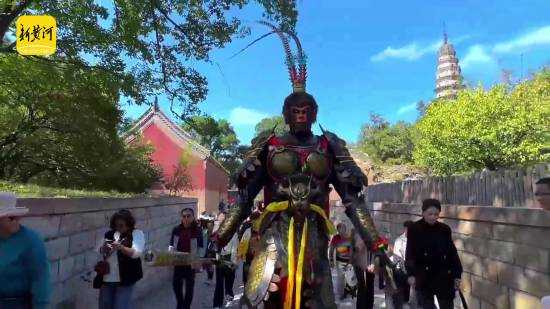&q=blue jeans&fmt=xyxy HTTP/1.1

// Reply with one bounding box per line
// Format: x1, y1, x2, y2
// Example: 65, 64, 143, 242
99, 282, 134, 309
